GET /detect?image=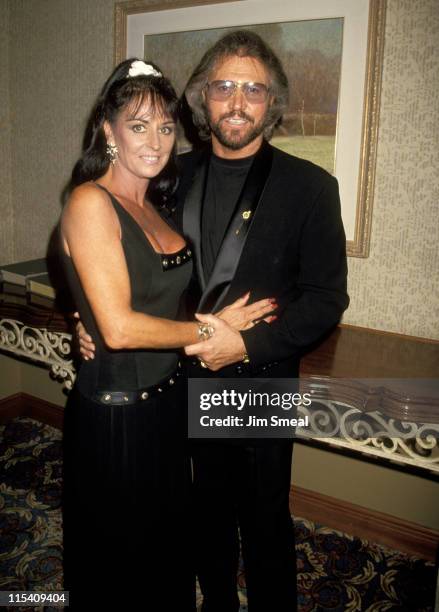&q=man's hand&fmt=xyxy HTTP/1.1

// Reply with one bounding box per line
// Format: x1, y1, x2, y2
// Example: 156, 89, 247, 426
73, 312, 95, 360
184, 313, 247, 371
